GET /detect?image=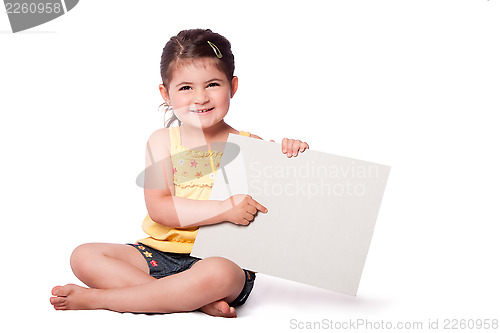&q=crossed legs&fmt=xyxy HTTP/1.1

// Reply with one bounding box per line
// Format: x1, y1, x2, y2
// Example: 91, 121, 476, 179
50, 243, 246, 317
